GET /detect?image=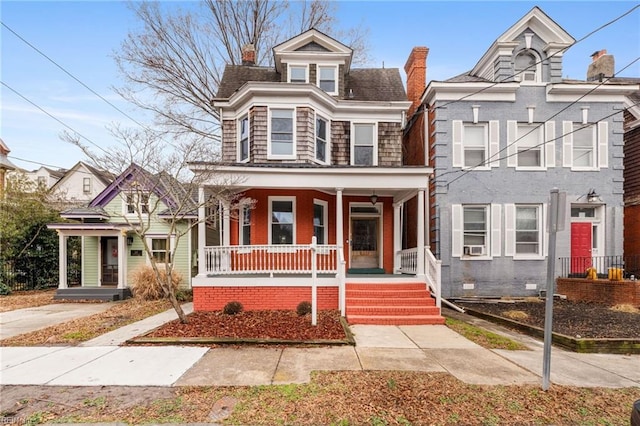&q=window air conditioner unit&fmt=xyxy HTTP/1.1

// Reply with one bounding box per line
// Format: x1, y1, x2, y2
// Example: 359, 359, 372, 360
464, 245, 484, 256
